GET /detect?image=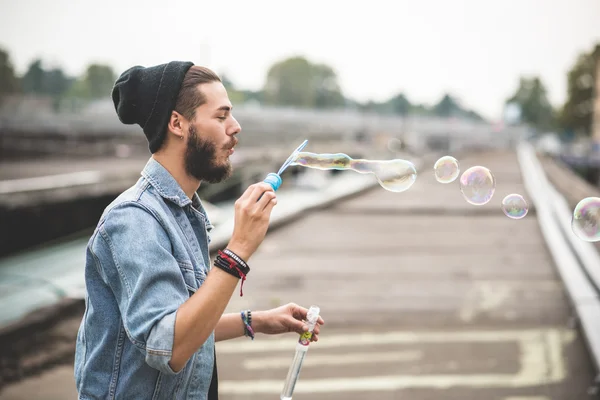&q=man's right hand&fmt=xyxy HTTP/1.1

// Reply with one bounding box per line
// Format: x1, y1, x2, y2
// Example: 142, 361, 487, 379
226, 182, 277, 262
